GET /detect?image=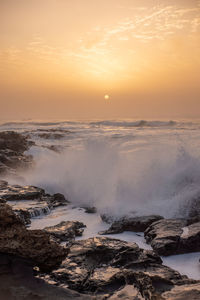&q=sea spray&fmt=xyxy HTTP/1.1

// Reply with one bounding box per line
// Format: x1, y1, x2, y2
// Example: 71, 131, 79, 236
7, 134, 200, 219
